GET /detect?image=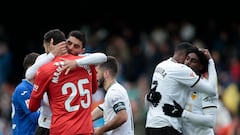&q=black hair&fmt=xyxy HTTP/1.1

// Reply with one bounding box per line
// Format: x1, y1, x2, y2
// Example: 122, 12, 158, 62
68, 30, 86, 48
44, 29, 66, 45
23, 52, 40, 70
188, 48, 209, 74
175, 42, 195, 54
